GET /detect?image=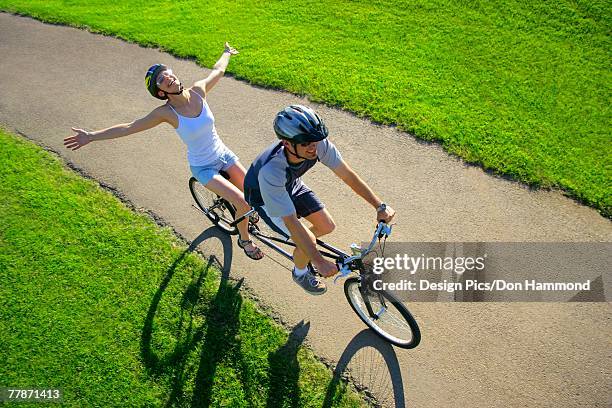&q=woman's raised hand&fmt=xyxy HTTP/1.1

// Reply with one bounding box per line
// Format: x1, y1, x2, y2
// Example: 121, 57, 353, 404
224, 42, 239, 55
64, 127, 92, 150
